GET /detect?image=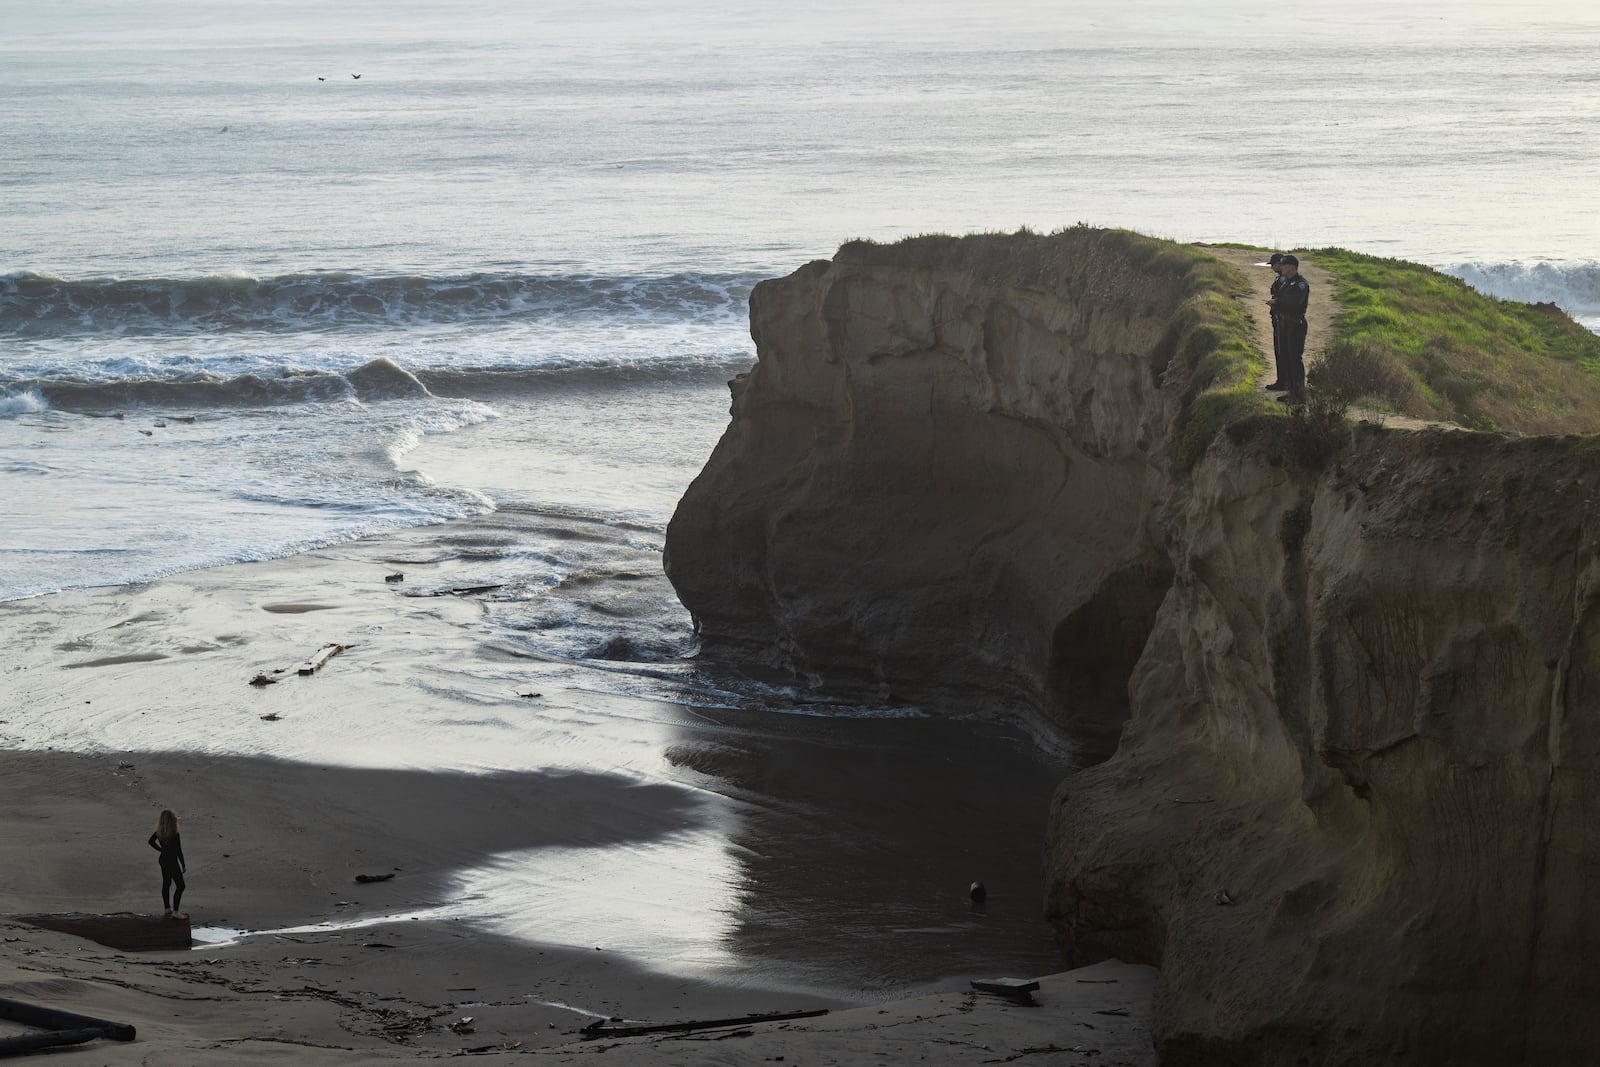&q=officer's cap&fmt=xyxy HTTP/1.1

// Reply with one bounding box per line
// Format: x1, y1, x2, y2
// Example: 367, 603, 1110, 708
1281, 254, 1299, 266
1268, 252, 1285, 265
